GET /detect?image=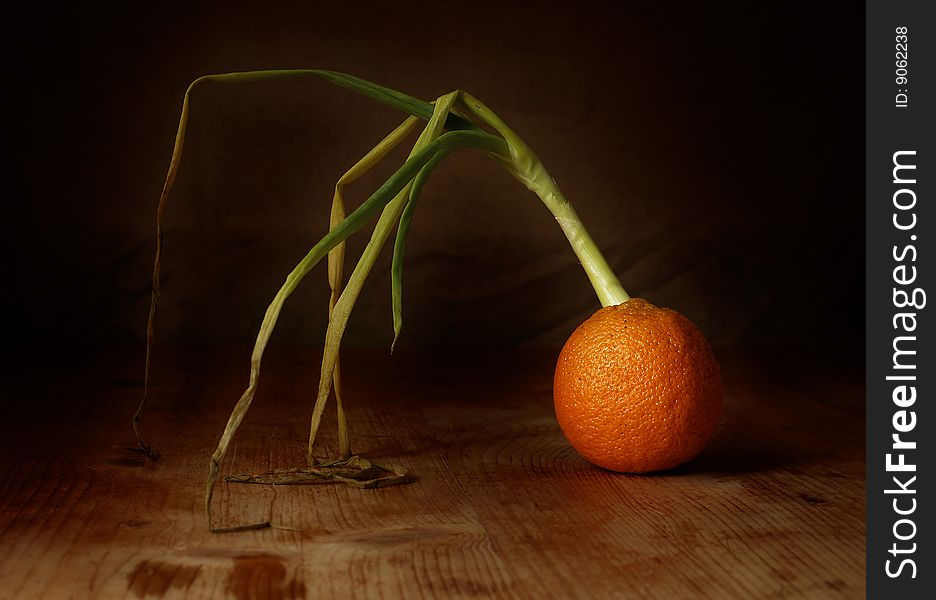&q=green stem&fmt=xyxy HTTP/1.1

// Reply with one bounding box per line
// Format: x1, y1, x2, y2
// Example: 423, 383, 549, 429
457, 93, 630, 307
523, 179, 630, 307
